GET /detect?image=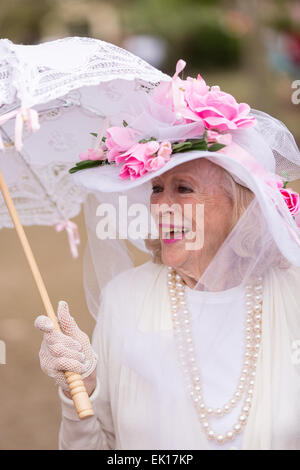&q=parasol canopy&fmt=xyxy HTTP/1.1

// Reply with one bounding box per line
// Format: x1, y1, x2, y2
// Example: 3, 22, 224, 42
0, 36, 170, 239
